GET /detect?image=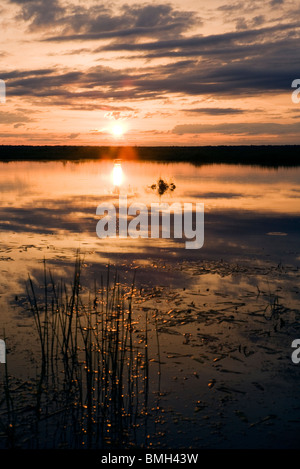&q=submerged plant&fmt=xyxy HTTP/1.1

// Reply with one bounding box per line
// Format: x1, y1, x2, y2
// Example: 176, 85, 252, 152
150, 178, 176, 197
